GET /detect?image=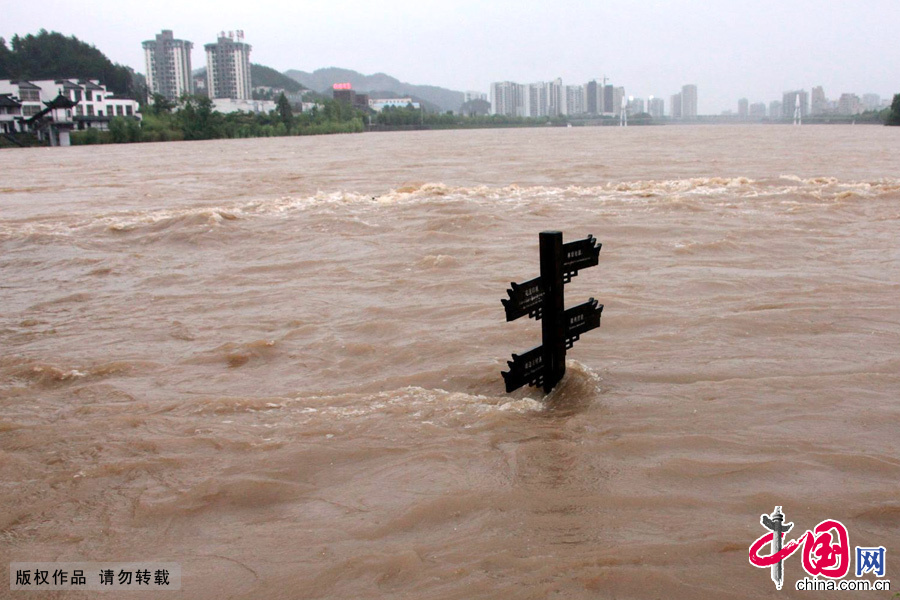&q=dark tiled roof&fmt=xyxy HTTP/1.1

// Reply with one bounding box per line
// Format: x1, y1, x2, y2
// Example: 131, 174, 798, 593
44, 93, 78, 109
0, 94, 22, 108
78, 79, 104, 90
11, 80, 40, 89
55, 80, 83, 89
